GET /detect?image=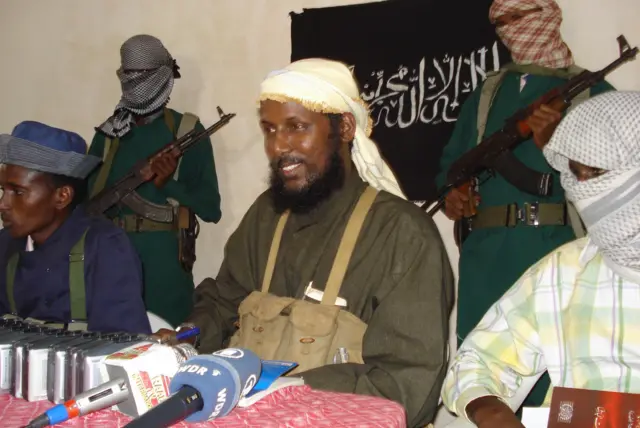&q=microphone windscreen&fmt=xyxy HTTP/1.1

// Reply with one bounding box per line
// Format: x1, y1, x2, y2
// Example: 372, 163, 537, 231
169, 348, 261, 421
210, 348, 261, 398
